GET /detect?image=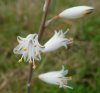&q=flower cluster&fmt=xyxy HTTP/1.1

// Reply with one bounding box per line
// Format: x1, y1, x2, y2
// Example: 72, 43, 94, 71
13, 2, 94, 90
38, 5, 93, 89
13, 30, 72, 68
